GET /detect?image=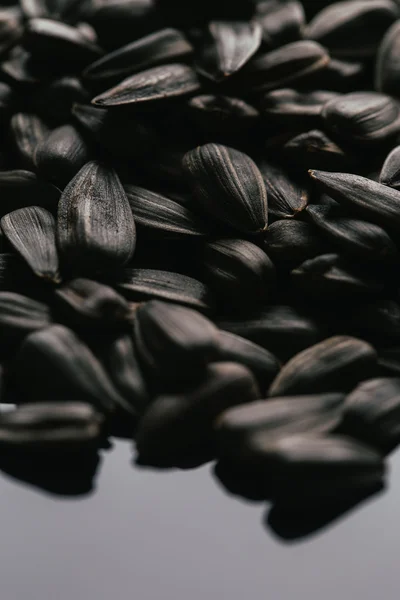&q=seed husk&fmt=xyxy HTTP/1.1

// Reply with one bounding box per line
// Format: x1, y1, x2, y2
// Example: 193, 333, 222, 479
254, 0, 305, 48
182, 143, 268, 234
24, 18, 103, 67
380, 144, 400, 189
203, 238, 275, 308
309, 169, 400, 231
124, 183, 208, 238
218, 305, 320, 362
92, 63, 201, 107
34, 124, 91, 188
269, 336, 378, 397
134, 300, 219, 380
262, 88, 338, 129
215, 330, 280, 393
118, 269, 213, 313
284, 129, 353, 172
196, 20, 262, 82
264, 219, 327, 266
258, 159, 308, 219
0, 291, 51, 346
13, 324, 134, 414
10, 113, 49, 171
1, 206, 60, 283
187, 94, 259, 137
33, 76, 89, 123
215, 393, 345, 457
305, 0, 398, 59
235, 40, 330, 92
54, 278, 131, 329
308, 57, 367, 92
135, 361, 260, 467
0, 45, 39, 85
322, 92, 400, 144
306, 204, 399, 263
84, 28, 193, 89
57, 160, 136, 274
0, 402, 104, 451
375, 20, 400, 96
340, 377, 400, 453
